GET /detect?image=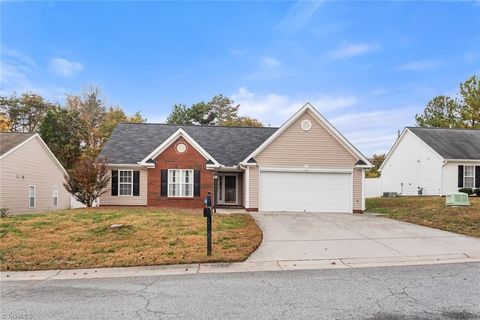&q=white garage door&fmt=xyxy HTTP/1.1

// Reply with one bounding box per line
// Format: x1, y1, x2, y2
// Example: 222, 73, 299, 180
259, 171, 352, 213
